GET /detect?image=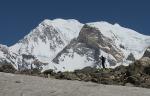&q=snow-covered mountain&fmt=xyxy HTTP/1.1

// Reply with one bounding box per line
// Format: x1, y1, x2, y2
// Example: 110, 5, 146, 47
0, 44, 18, 69
87, 22, 150, 60
8, 19, 83, 70
0, 19, 150, 72
44, 23, 150, 72
10, 19, 83, 61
